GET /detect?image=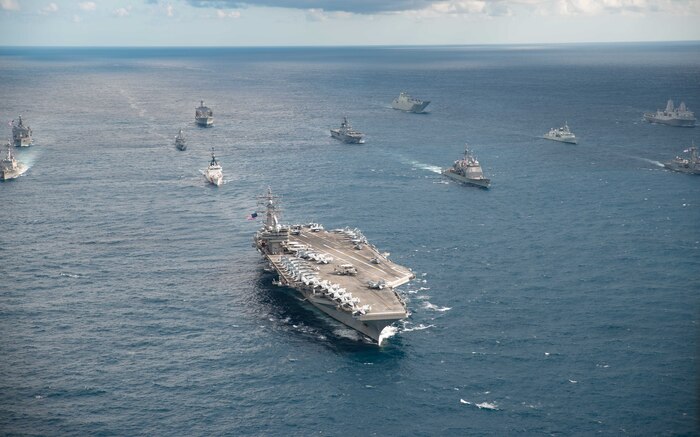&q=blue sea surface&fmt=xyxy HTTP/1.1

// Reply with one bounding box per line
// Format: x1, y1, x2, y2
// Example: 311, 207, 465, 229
1, 43, 699, 435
